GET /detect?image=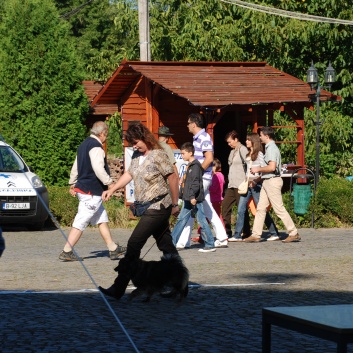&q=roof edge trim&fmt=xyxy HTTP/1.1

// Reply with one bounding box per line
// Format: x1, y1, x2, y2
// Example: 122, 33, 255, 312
90, 58, 129, 107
